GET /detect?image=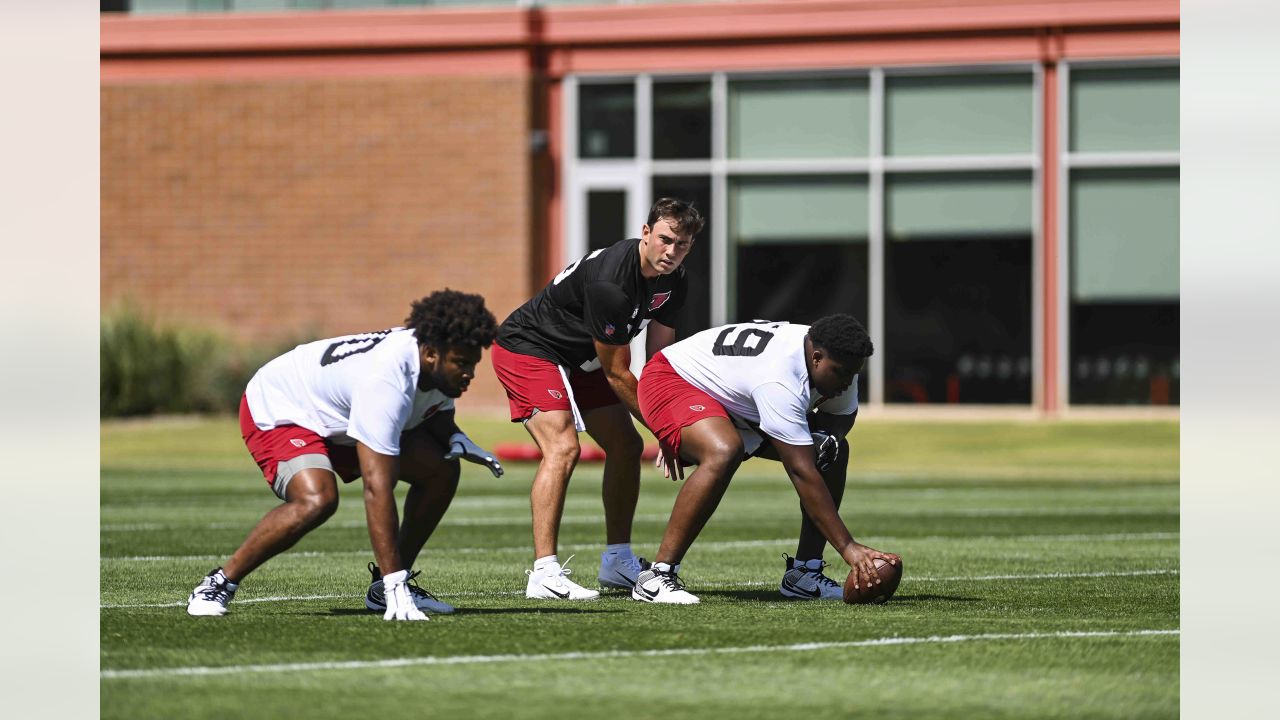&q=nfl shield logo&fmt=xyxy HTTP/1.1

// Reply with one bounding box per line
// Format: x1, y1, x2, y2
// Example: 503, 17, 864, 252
604, 323, 616, 336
